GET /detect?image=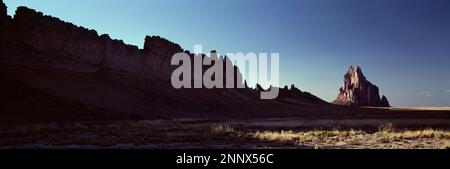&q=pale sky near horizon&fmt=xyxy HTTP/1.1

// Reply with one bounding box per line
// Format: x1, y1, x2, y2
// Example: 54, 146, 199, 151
4, 0, 450, 106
